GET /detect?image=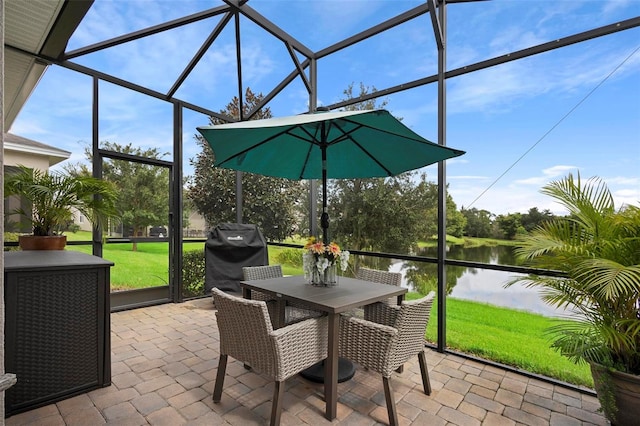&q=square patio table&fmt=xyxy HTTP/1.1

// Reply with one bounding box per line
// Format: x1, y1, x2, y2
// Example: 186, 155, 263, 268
240, 275, 407, 421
